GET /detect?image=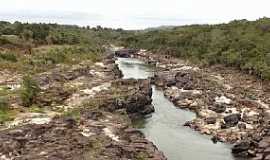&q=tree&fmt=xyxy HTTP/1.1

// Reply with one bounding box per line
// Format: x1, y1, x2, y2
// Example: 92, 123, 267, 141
20, 75, 40, 107
21, 29, 33, 41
